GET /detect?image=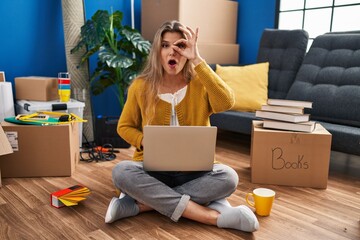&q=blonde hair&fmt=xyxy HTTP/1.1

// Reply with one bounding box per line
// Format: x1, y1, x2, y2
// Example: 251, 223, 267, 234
137, 20, 194, 124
